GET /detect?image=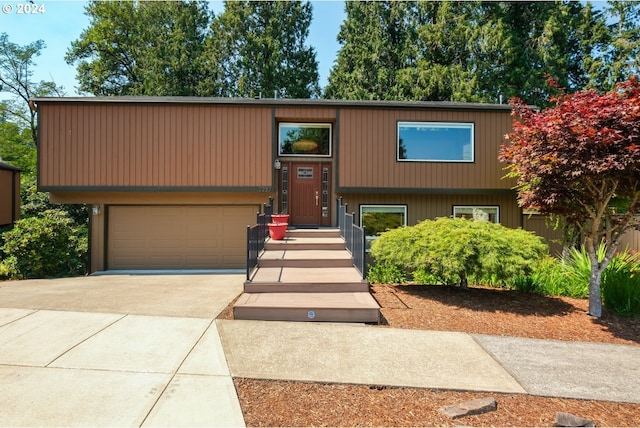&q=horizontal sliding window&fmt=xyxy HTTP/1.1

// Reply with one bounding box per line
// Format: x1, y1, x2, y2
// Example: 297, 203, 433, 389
279, 123, 332, 157
398, 122, 474, 162
453, 206, 499, 223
